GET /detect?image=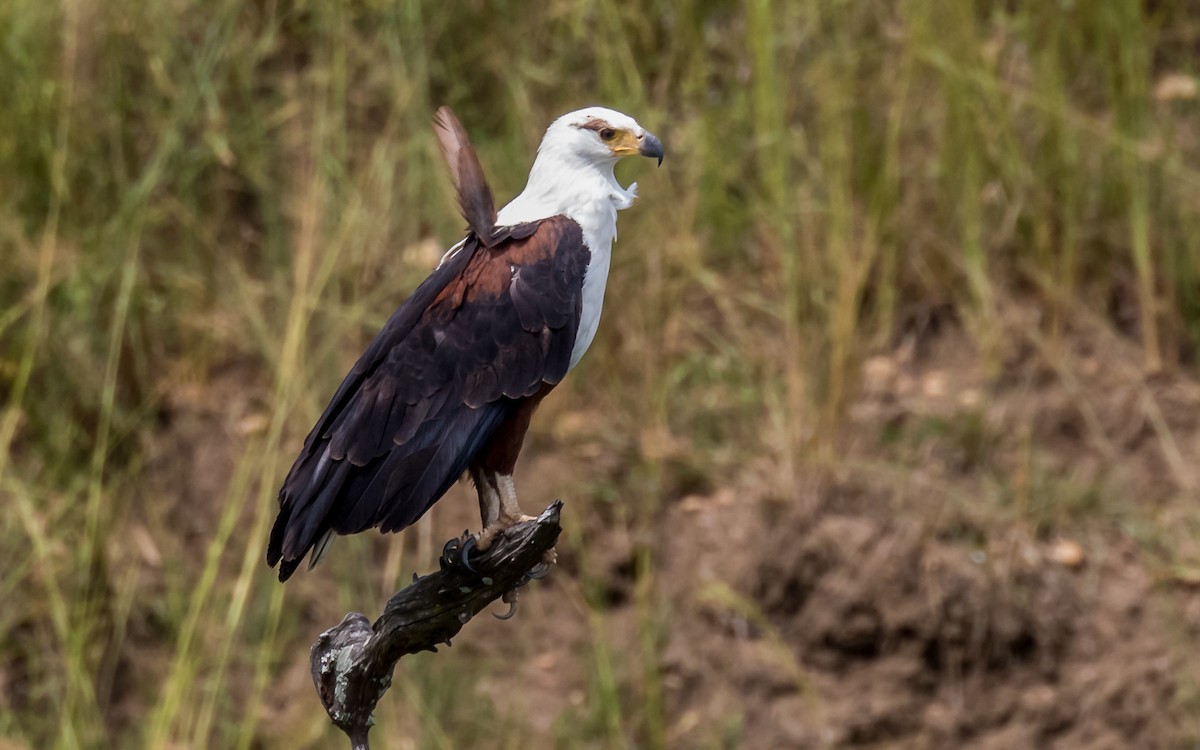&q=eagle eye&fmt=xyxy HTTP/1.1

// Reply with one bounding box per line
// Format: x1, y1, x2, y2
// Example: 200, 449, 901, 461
599, 127, 617, 142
